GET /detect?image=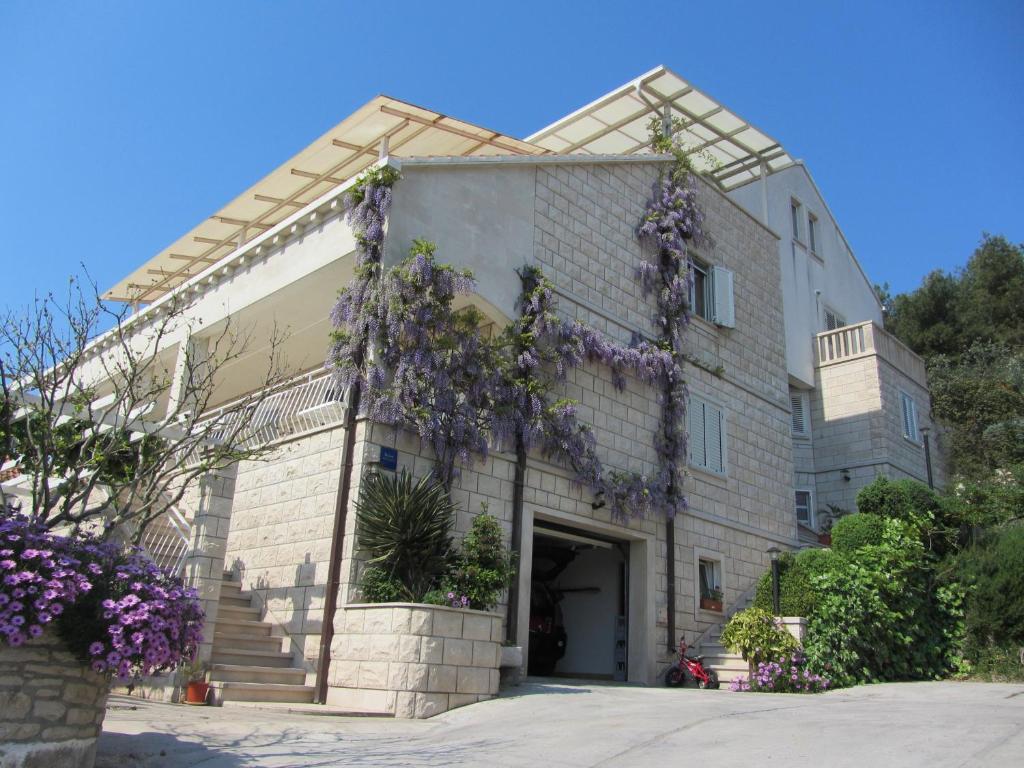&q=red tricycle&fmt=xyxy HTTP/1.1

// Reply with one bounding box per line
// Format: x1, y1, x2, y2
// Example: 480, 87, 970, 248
664, 637, 719, 689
